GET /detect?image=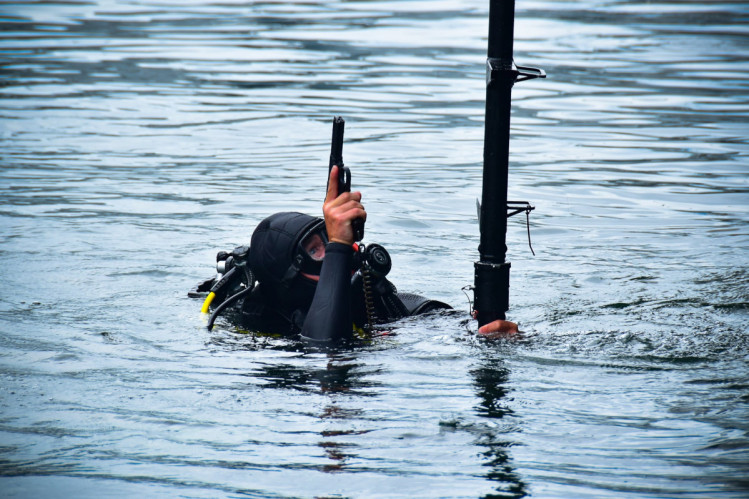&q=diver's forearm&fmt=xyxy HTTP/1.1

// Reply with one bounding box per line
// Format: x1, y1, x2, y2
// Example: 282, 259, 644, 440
301, 242, 353, 342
